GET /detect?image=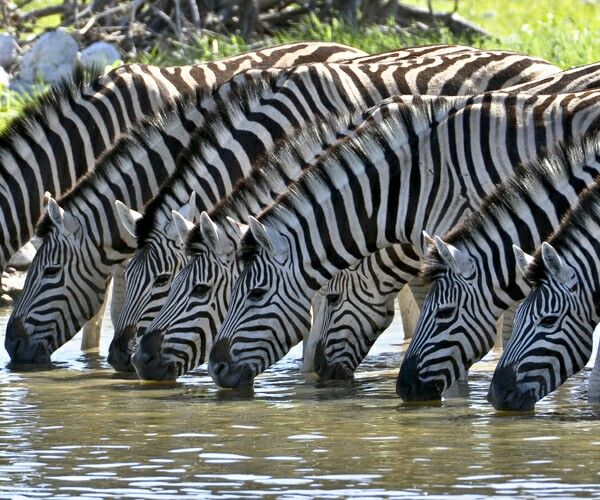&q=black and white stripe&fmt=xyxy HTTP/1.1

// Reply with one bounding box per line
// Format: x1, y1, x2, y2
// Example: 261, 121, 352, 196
399, 133, 600, 404
310, 60, 600, 380
489, 176, 600, 409
0, 42, 363, 279
203, 90, 600, 388
105, 50, 562, 375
